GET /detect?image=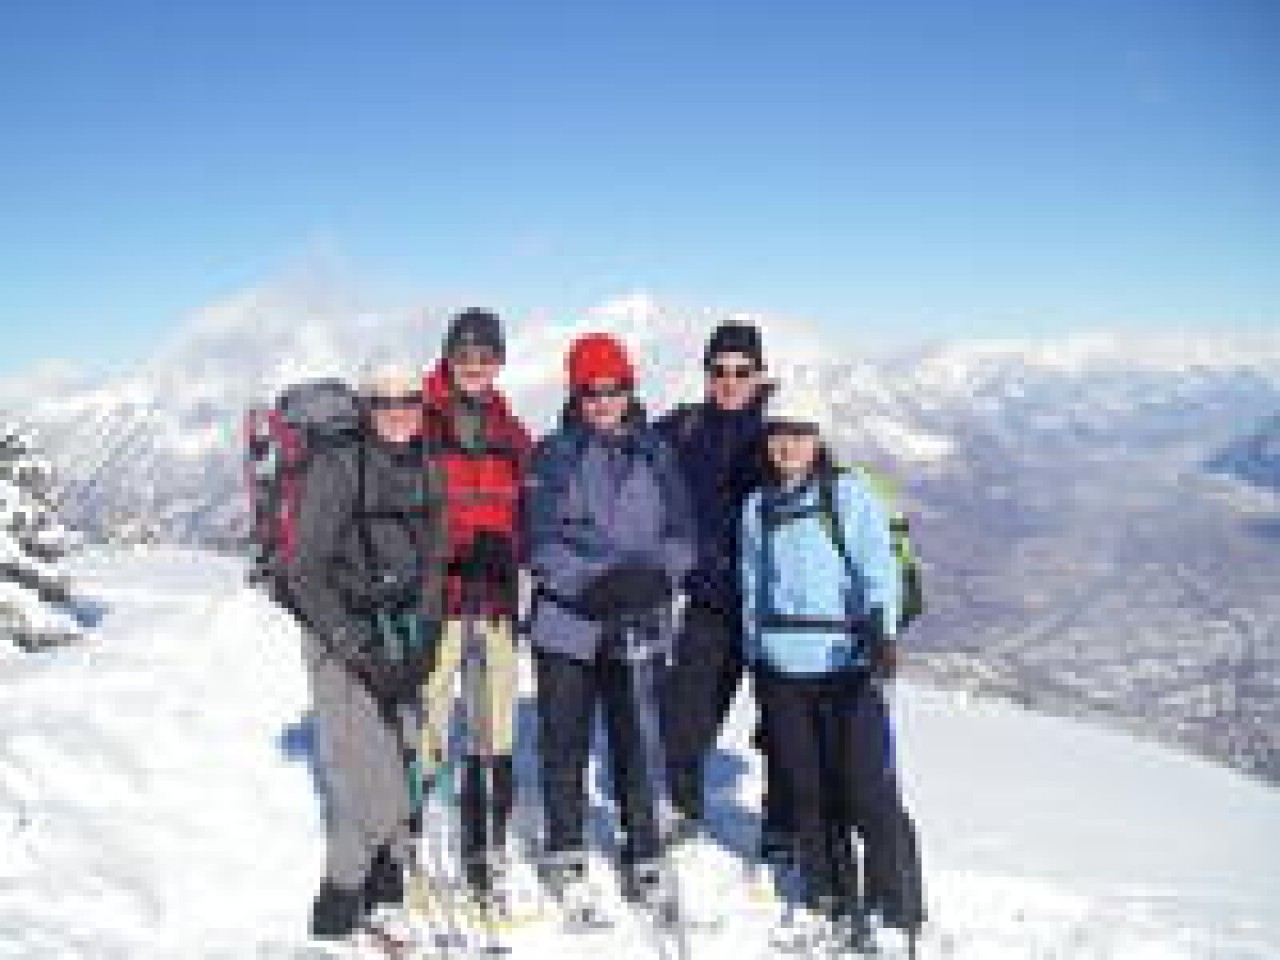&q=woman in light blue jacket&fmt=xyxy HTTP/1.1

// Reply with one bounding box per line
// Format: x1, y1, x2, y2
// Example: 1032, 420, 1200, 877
741, 380, 904, 952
